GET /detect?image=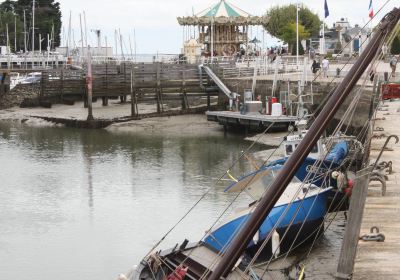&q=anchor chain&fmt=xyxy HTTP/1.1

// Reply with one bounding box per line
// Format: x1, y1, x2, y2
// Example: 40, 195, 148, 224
360, 226, 385, 242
